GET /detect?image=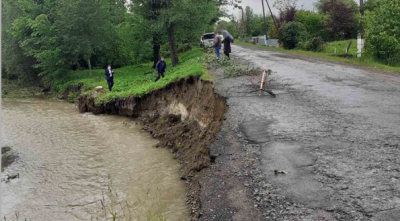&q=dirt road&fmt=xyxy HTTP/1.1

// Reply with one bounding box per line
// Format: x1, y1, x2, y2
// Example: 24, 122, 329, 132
202, 44, 400, 221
